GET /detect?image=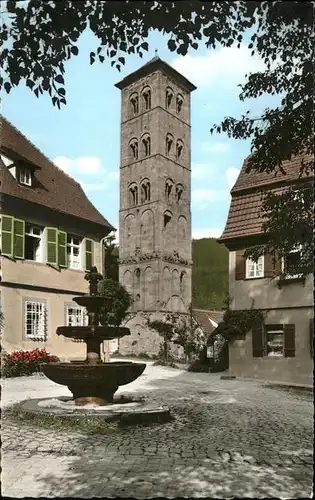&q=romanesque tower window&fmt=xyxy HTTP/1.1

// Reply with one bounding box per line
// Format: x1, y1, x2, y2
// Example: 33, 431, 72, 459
176, 139, 184, 161
140, 178, 150, 203
176, 94, 184, 114
176, 184, 184, 203
165, 178, 174, 202
129, 183, 138, 206
141, 134, 151, 157
165, 133, 174, 156
142, 86, 151, 111
163, 211, 172, 228
130, 93, 139, 115
165, 87, 174, 109
180, 271, 185, 294
129, 138, 138, 160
